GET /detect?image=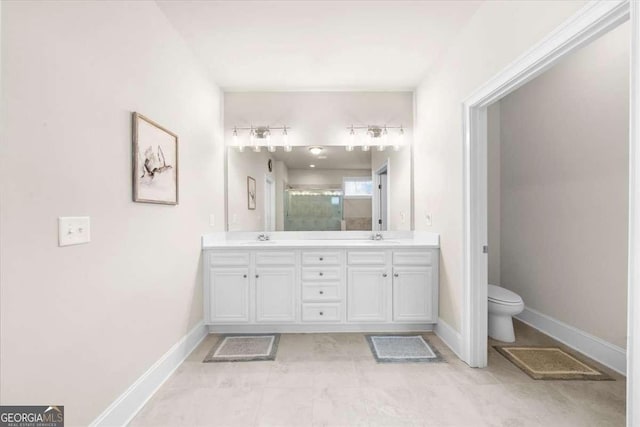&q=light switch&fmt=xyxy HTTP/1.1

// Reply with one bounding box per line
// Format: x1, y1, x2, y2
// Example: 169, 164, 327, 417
424, 212, 433, 226
58, 216, 91, 246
